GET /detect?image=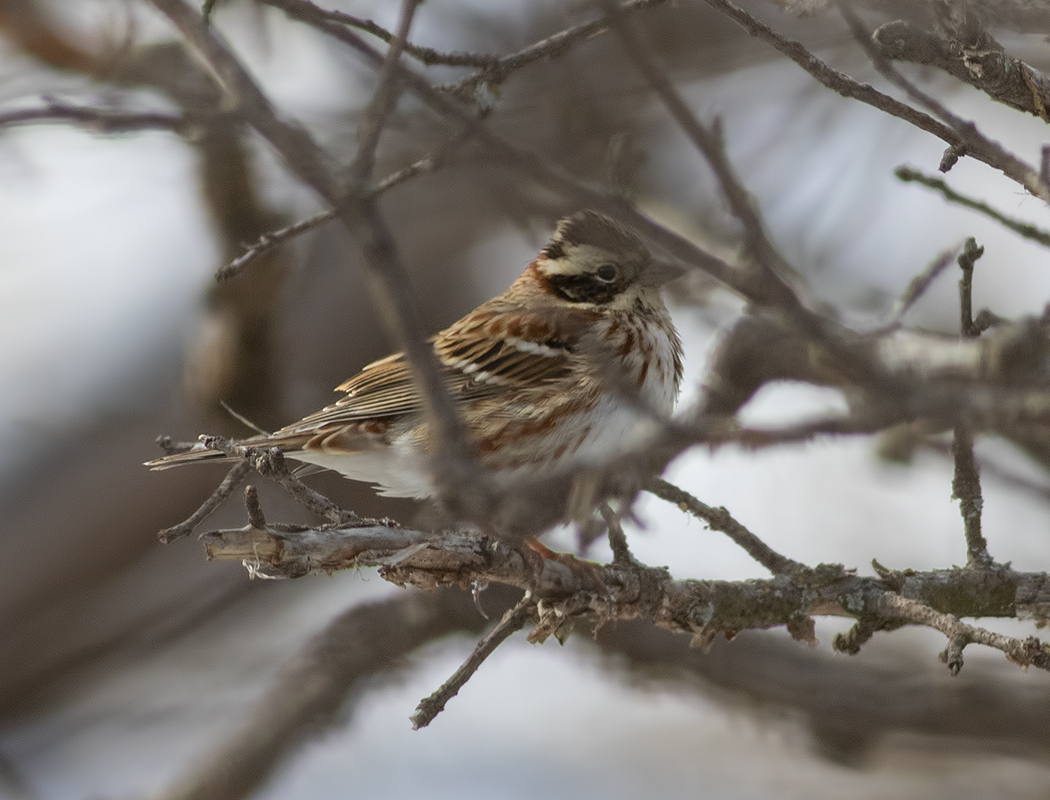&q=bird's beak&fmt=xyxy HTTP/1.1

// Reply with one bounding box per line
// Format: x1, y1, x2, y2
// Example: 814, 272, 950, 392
646, 258, 687, 286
